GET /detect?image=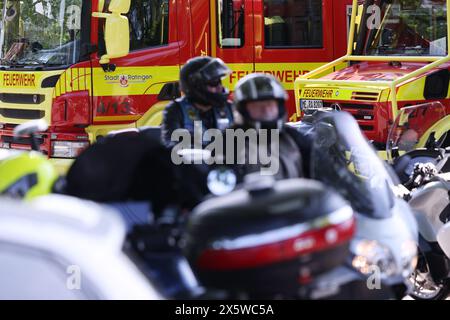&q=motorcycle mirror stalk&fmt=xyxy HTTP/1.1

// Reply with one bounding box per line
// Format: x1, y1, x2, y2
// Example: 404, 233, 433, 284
13, 119, 48, 152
